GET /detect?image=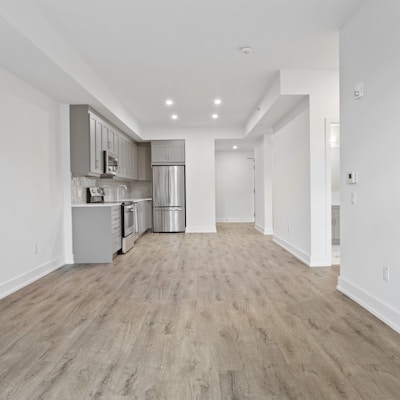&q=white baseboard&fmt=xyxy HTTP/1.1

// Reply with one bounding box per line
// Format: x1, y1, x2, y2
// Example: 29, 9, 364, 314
337, 276, 400, 334
185, 226, 217, 233
273, 235, 310, 266
255, 224, 273, 235
255, 224, 264, 234
309, 254, 332, 267
273, 235, 331, 267
216, 218, 255, 223
64, 253, 74, 265
0, 256, 65, 300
